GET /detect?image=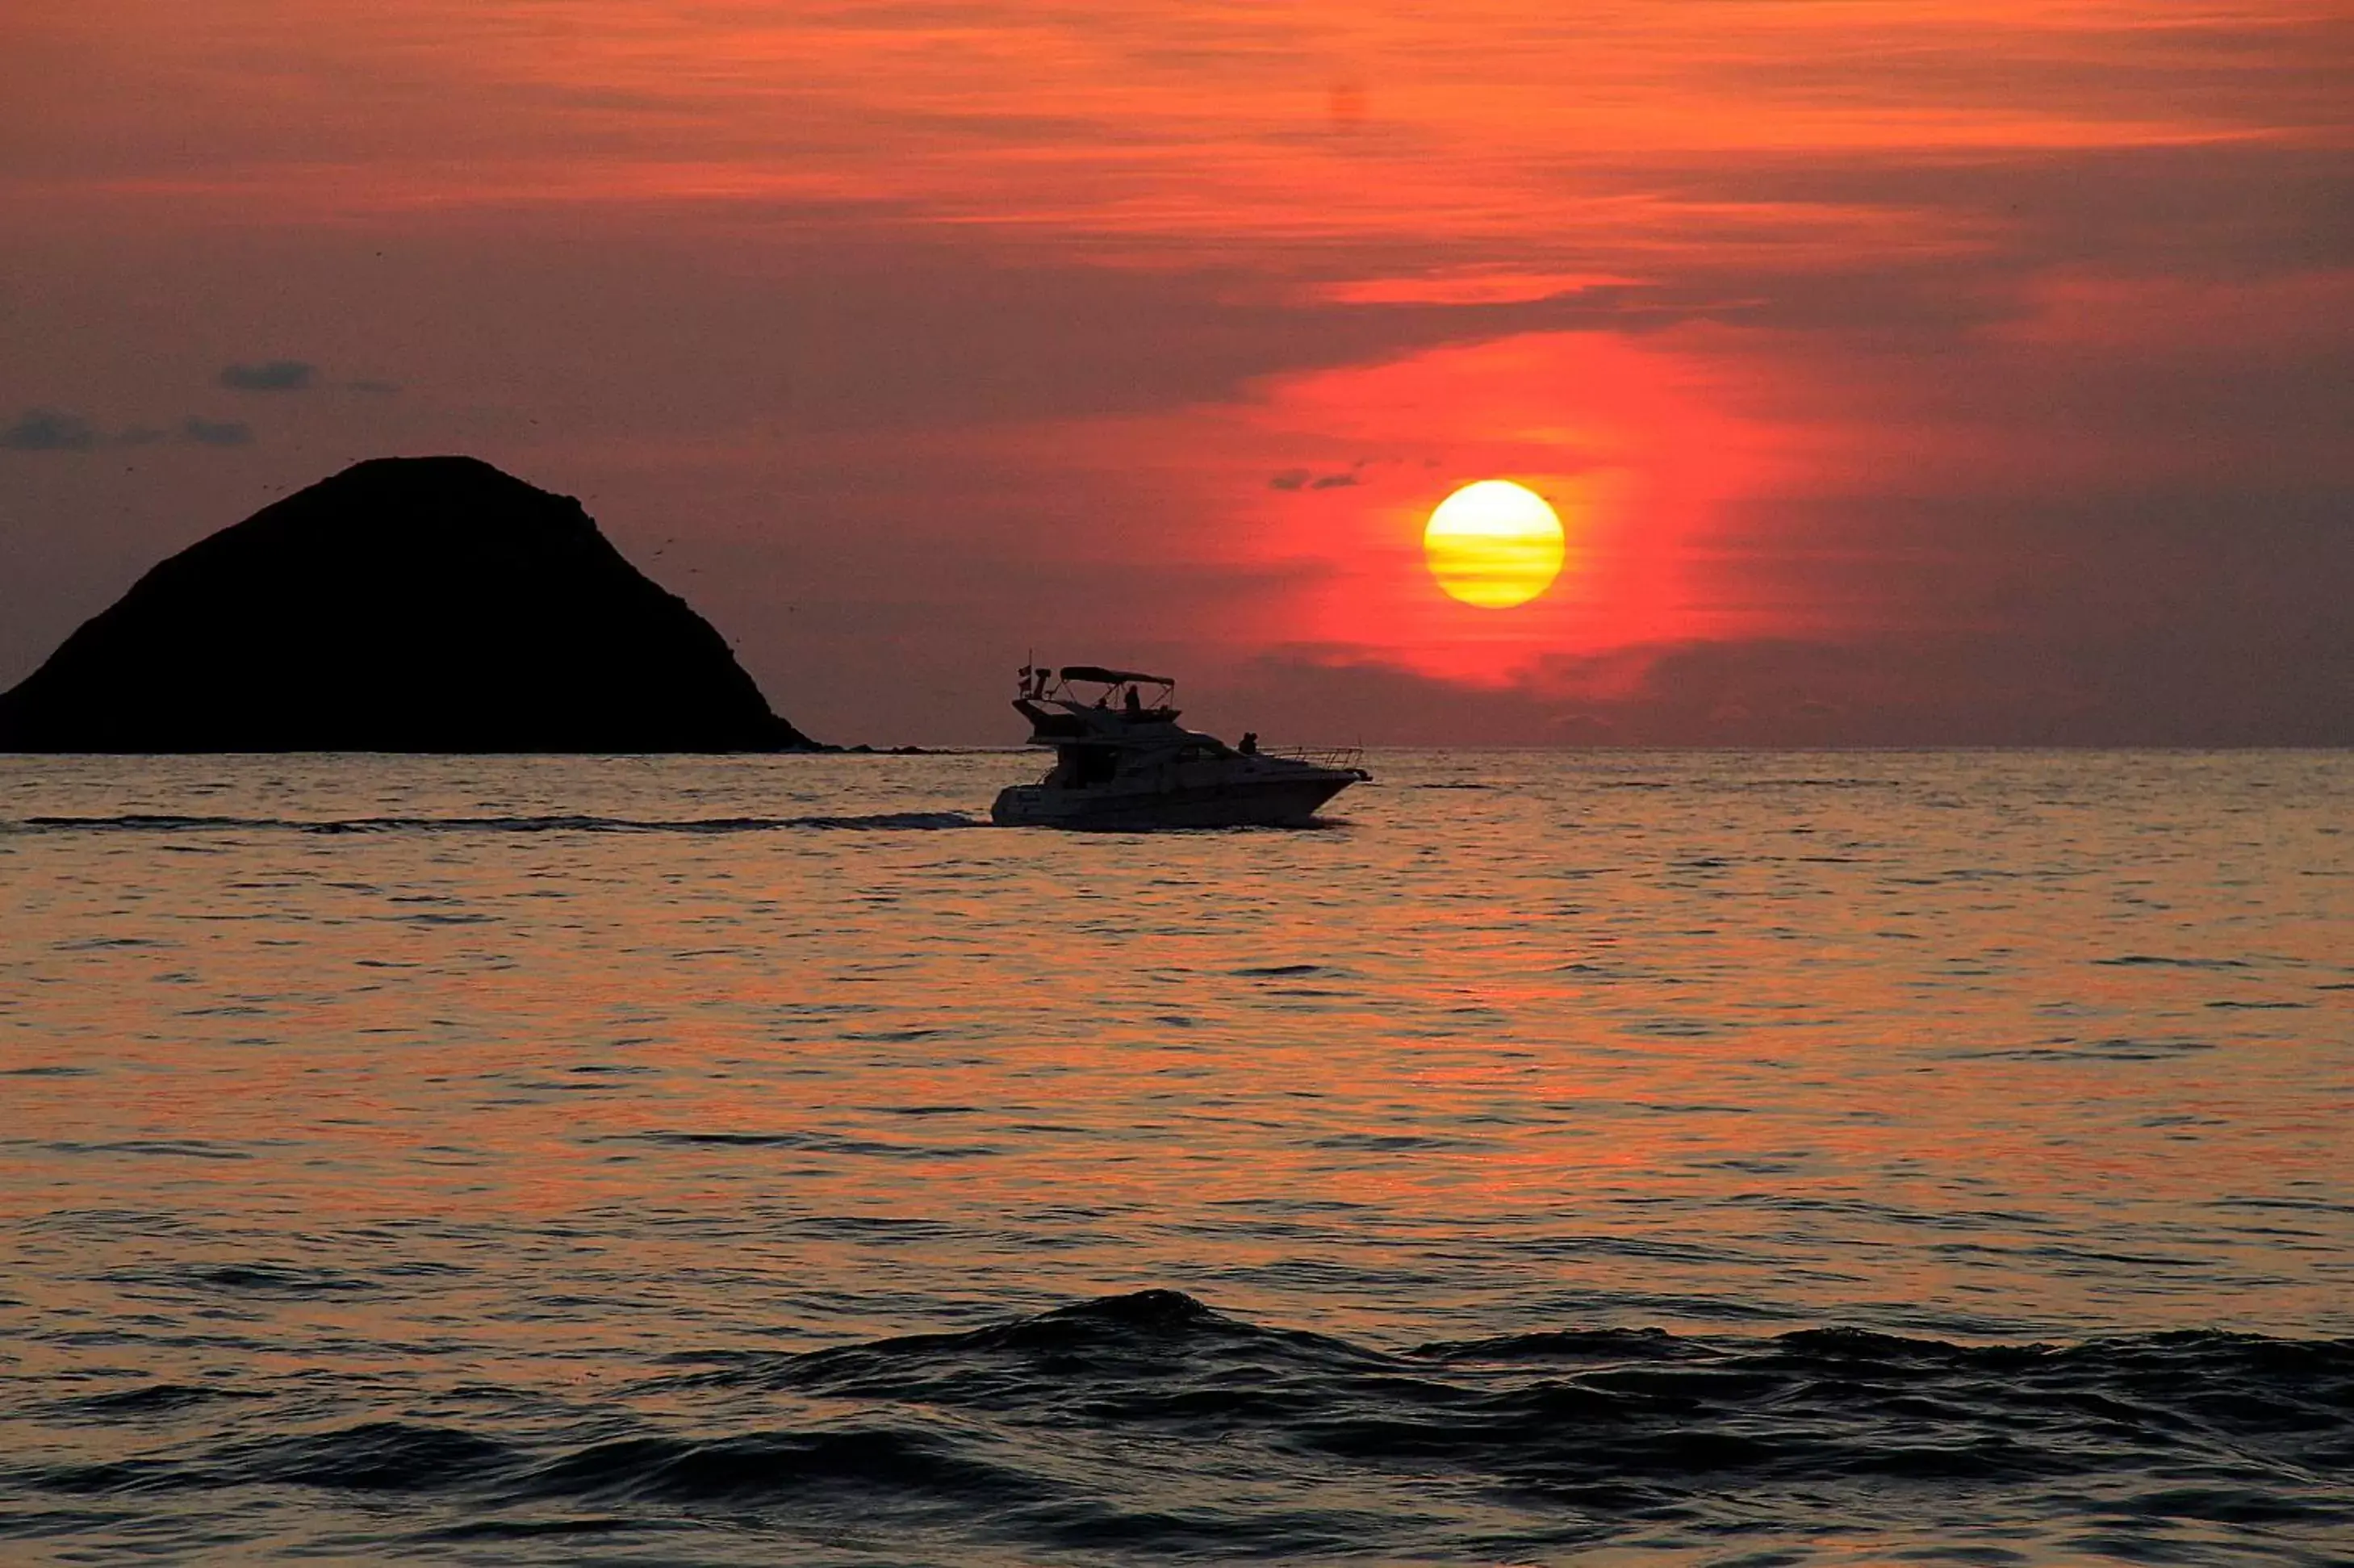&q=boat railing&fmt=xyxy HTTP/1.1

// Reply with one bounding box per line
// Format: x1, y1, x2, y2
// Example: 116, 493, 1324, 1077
1269, 745, 1365, 771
